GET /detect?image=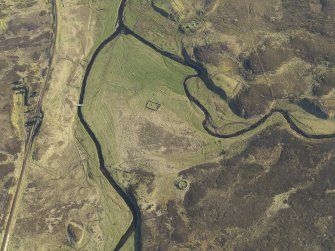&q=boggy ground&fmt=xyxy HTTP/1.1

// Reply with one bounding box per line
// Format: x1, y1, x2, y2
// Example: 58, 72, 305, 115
135, 126, 335, 250
0, 0, 53, 243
